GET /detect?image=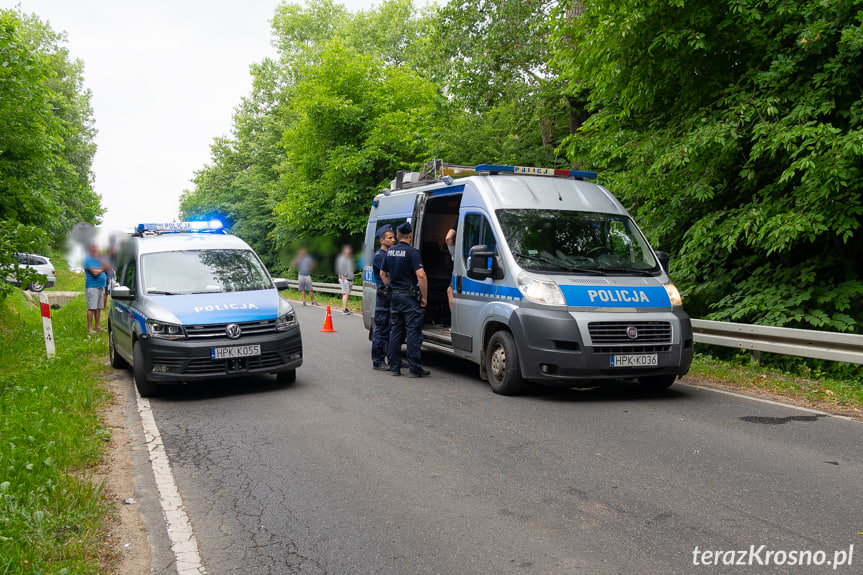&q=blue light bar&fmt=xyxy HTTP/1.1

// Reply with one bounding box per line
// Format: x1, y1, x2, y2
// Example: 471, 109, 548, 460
136, 221, 223, 234
474, 164, 597, 180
